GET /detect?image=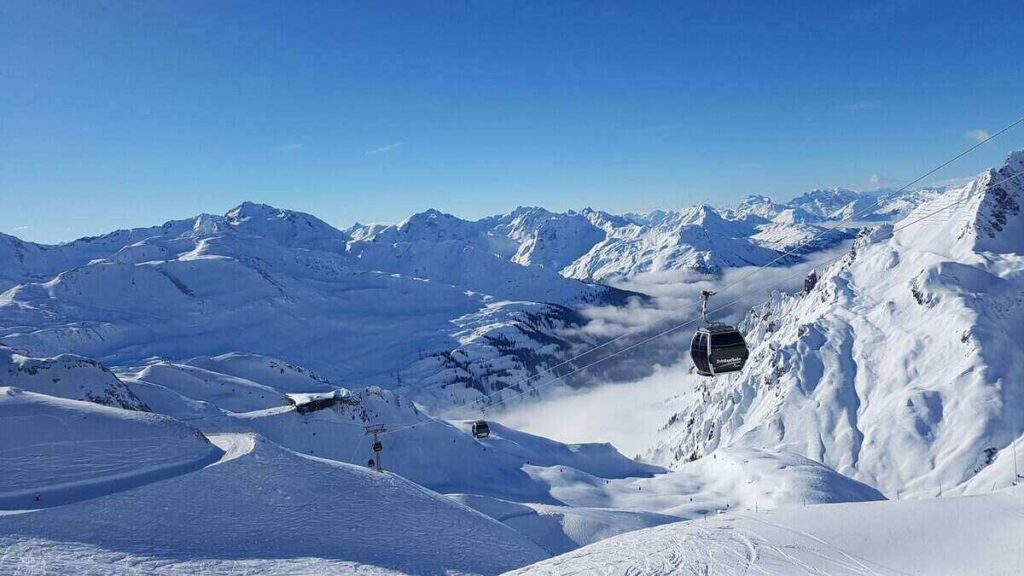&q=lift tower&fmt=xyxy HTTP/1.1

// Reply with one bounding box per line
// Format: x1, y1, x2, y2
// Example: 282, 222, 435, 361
365, 424, 386, 472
